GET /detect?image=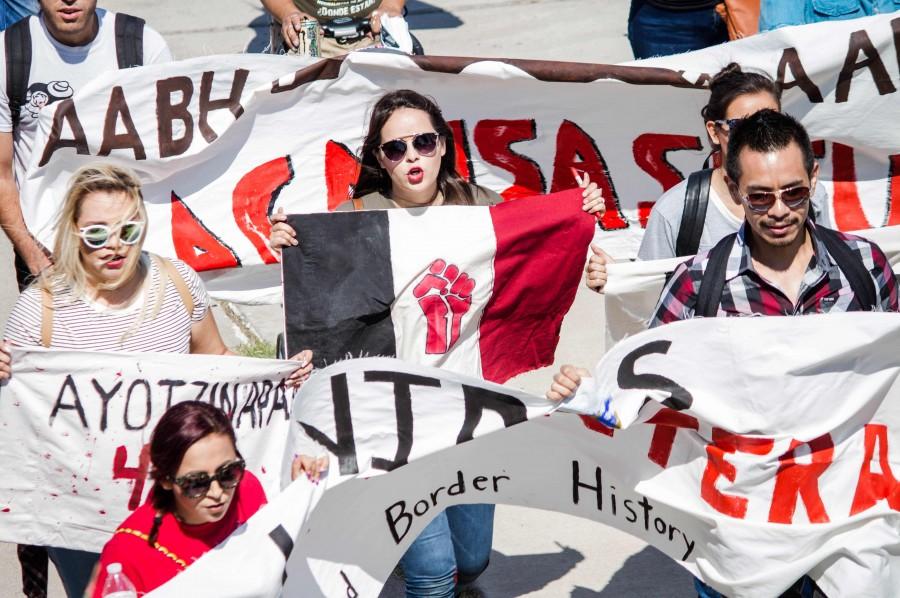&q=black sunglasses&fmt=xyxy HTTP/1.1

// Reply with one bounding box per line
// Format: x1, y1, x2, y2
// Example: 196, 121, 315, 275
378, 132, 440, 162
171, 458, 246, 499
